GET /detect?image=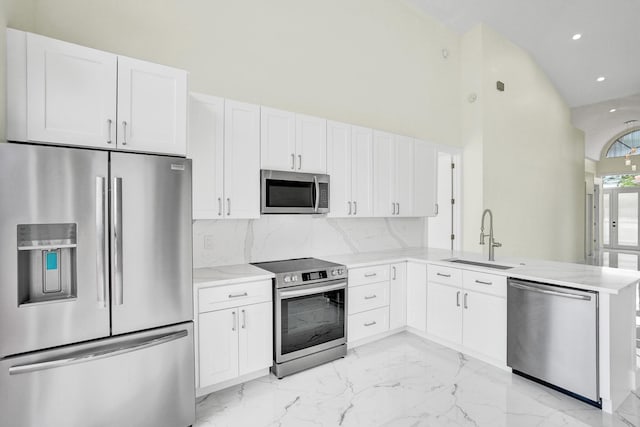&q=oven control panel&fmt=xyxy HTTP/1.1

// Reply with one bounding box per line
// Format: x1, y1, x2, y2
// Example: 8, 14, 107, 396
302, 271, 327, 282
